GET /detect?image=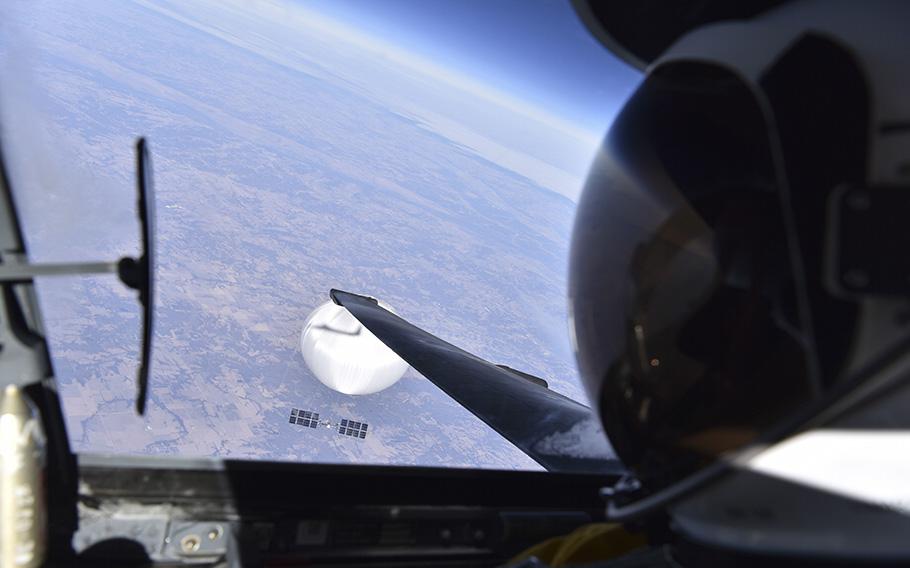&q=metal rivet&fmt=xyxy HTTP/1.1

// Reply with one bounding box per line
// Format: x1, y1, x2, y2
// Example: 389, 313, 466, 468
180, 534, 201, 553
208, 525, 223, 541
